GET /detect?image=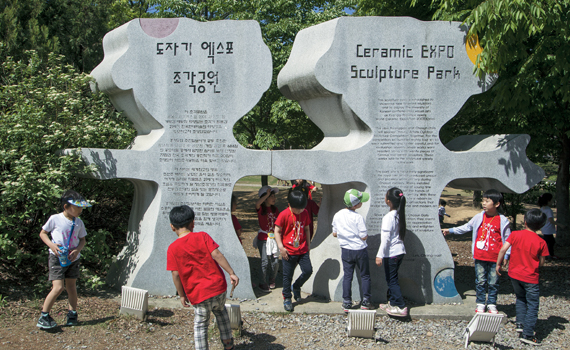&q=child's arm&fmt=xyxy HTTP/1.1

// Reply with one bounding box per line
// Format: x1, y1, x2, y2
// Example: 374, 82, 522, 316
39, 229, 61, 257
171, 271, 191, 307
495, 241, 511, 276
539, 255, 546, 267
255, 189, 271, 210
274, 225, 289, 260
211, 249, 239, 287
68, 237, 86, 261
332, 231, 337, 237
442, 218, 474, 236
